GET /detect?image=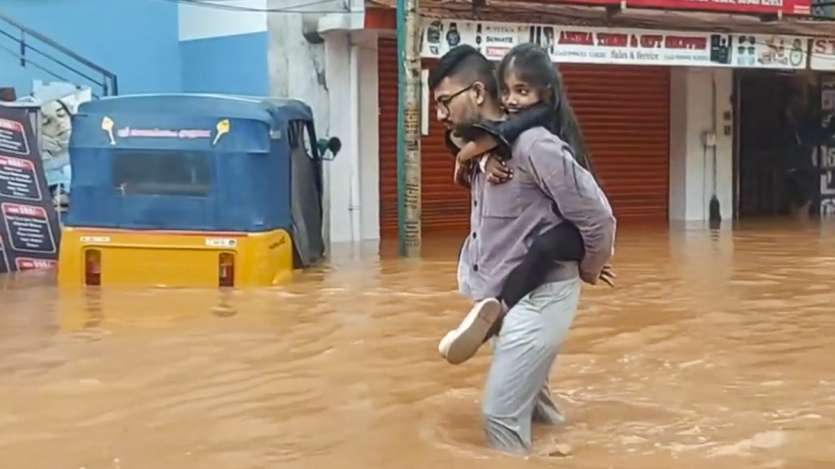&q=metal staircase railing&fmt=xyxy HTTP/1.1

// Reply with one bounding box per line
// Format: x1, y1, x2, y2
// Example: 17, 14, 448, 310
0, 11, 118, 98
